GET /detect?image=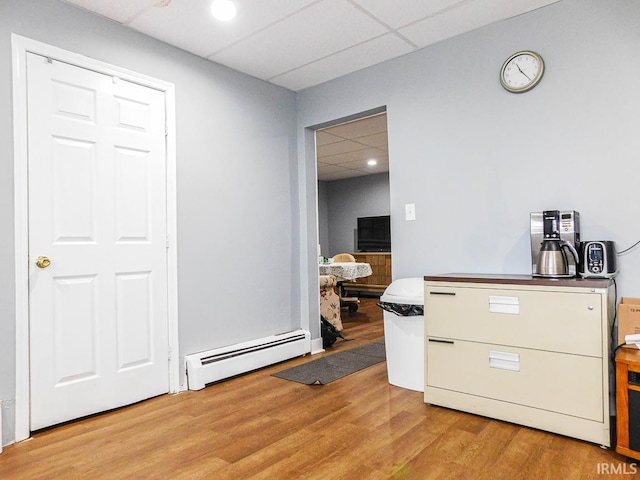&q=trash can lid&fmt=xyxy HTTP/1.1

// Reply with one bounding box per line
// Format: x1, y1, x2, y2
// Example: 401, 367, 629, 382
380, 277, 424, 304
